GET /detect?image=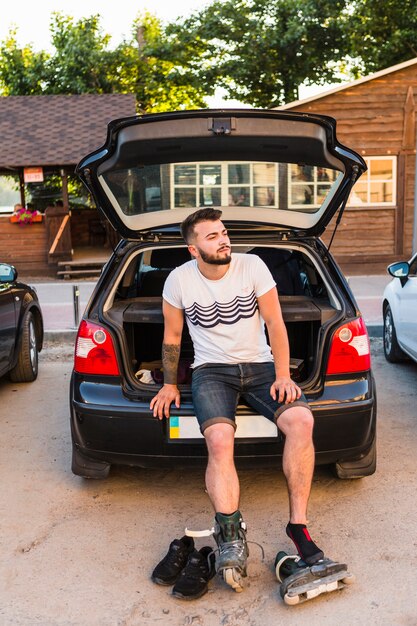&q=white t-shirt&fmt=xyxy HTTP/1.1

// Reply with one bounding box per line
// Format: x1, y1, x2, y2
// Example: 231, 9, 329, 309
162, 253, 276, 367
